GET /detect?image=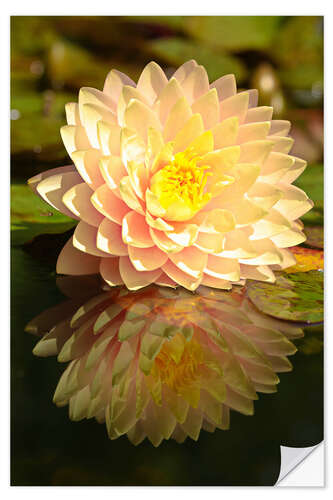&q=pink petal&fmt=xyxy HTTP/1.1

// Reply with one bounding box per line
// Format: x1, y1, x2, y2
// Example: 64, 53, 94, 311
274, 184, 313, 220
119, 256, 162, 290
173, 114, 204, 153
62, 182, 104, 227
247, 182, 283, 210
97, 121, 121, 156
169, 246, 208, 279
99, 156, 127, 190
149, 227, 184, 253
237, 121, 270, 143
120, 127, 146, 167
36, 171, 82, 219
28, 165, 76, 195
97, 218, 128, 256
81, 103, 117, 149
172, 60, 198, 83
65, 103, 81, 125
269, 120, 291, 137
270, 229, 306, 248
279, 156, 307, 184
210, 74, 236, 101
219, 228, 257, 259
191, 88, 220, 129
267, 135, 294, 154
117, 86, 150, 127
239, 239, 283, 265
240, 264, 275, 282
100, 257, 124, 286
103, 69, 135, 104
271, 249, 297, 270
155, 272, 178, 288
194, 232, 224, 254
73, 221, 111, 257
137, 61, 168, 105
119, 176, 145, 215
200, 275, 232, 289
211, 117, 239, 149
162, 260, 202, 291
91, 184, 130, 224
259, 152, 295, 184
163, 97, 192, 142
154, 77, 184, 125
71, 149, 104, 190
128, 245, 168, 271
57, 237, 101, 275
181, 65, 209, 104
220, 92, 249, 124
60, 125, 91, 159
122, 211, 154, 248
79, 87, 115, 117
239, 140, 274, 164
245, 106, 273, 124
205, 256, 240, 281
124, 99, 161, 142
